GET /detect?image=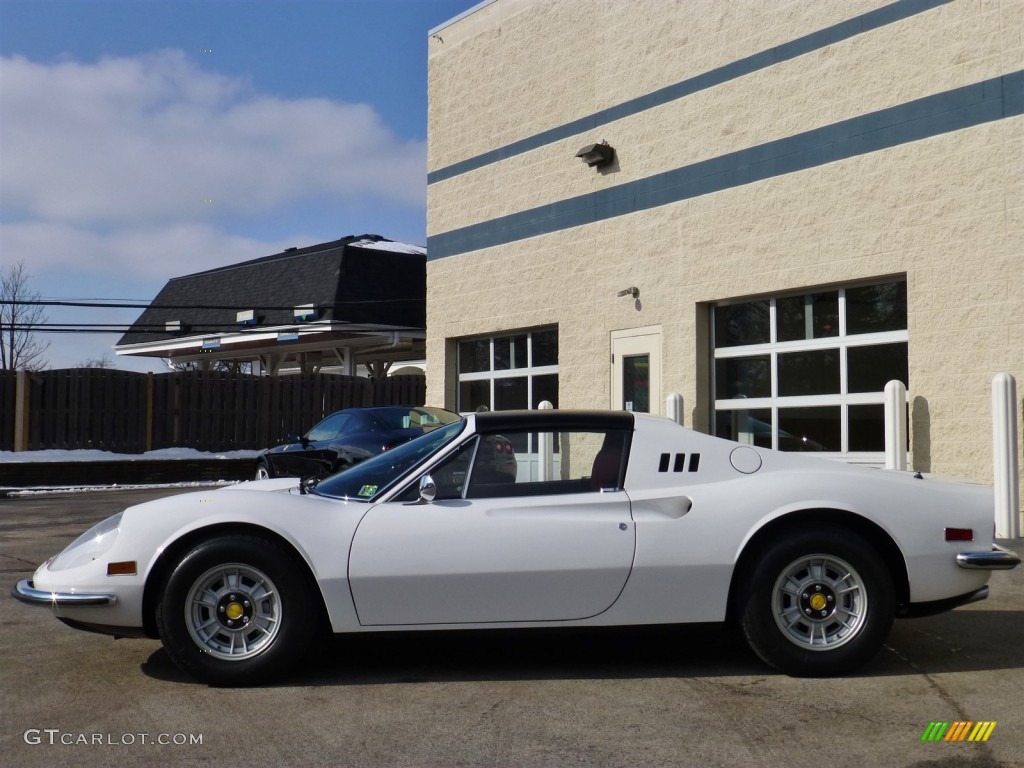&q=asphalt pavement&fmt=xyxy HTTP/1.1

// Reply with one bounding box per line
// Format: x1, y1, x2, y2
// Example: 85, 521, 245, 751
2, 488, 1022, 768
